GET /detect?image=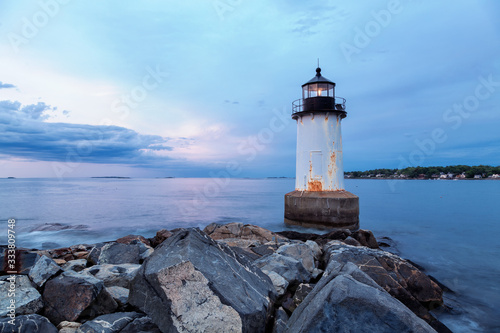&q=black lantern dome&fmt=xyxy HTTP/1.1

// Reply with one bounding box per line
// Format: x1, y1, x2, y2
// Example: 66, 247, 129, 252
292, 67, 346, 118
